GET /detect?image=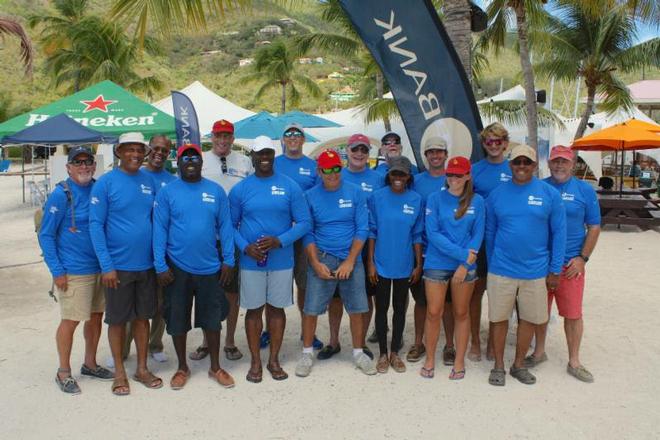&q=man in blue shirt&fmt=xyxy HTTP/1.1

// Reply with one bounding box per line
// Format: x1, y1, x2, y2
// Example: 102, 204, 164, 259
89, 132, 161, 396
272, 123, 323, 351
230, 136, 311, 382
374, 131, 419, 175
296, 149, 376, 377
39, 146, 114, 394
525, 145, 601, 383
153, 143, 236, 389
485, 144, 566, 386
